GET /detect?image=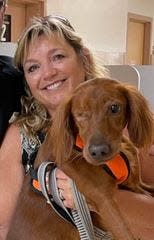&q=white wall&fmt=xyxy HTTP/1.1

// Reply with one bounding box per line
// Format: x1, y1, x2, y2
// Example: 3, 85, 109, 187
128, 0, 154, 16
47, 0, 154, 64
47, 0, 128, 53
0, 42, 17, 57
